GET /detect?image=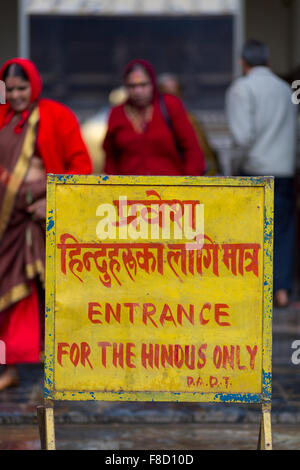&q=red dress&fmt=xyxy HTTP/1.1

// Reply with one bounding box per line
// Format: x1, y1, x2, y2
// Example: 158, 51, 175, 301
0, 99, 92, 176
0, 58, 92, 364
103, 94, 206, 176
